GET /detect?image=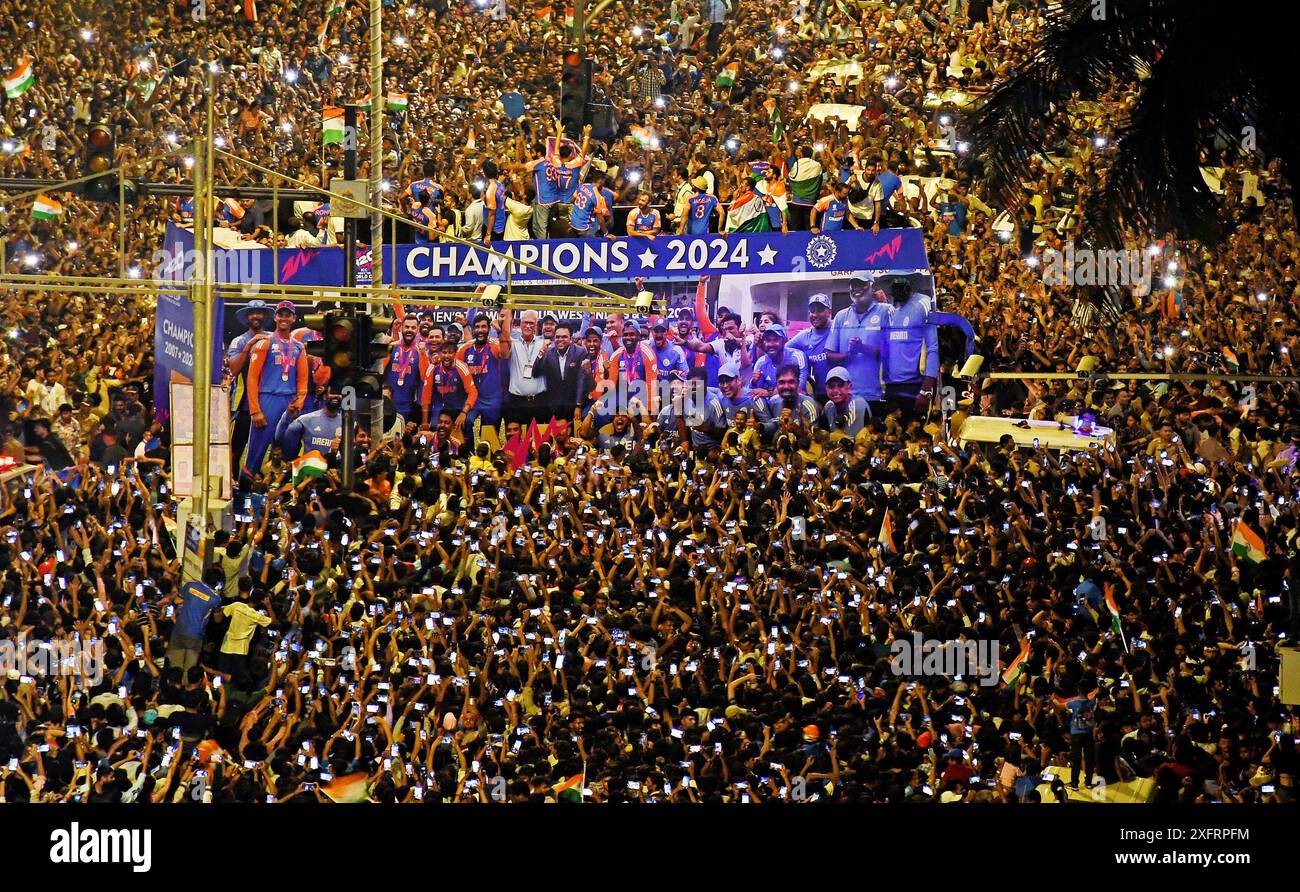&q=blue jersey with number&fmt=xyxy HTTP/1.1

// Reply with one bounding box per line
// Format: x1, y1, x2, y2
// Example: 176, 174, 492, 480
685, 193, 719, 235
